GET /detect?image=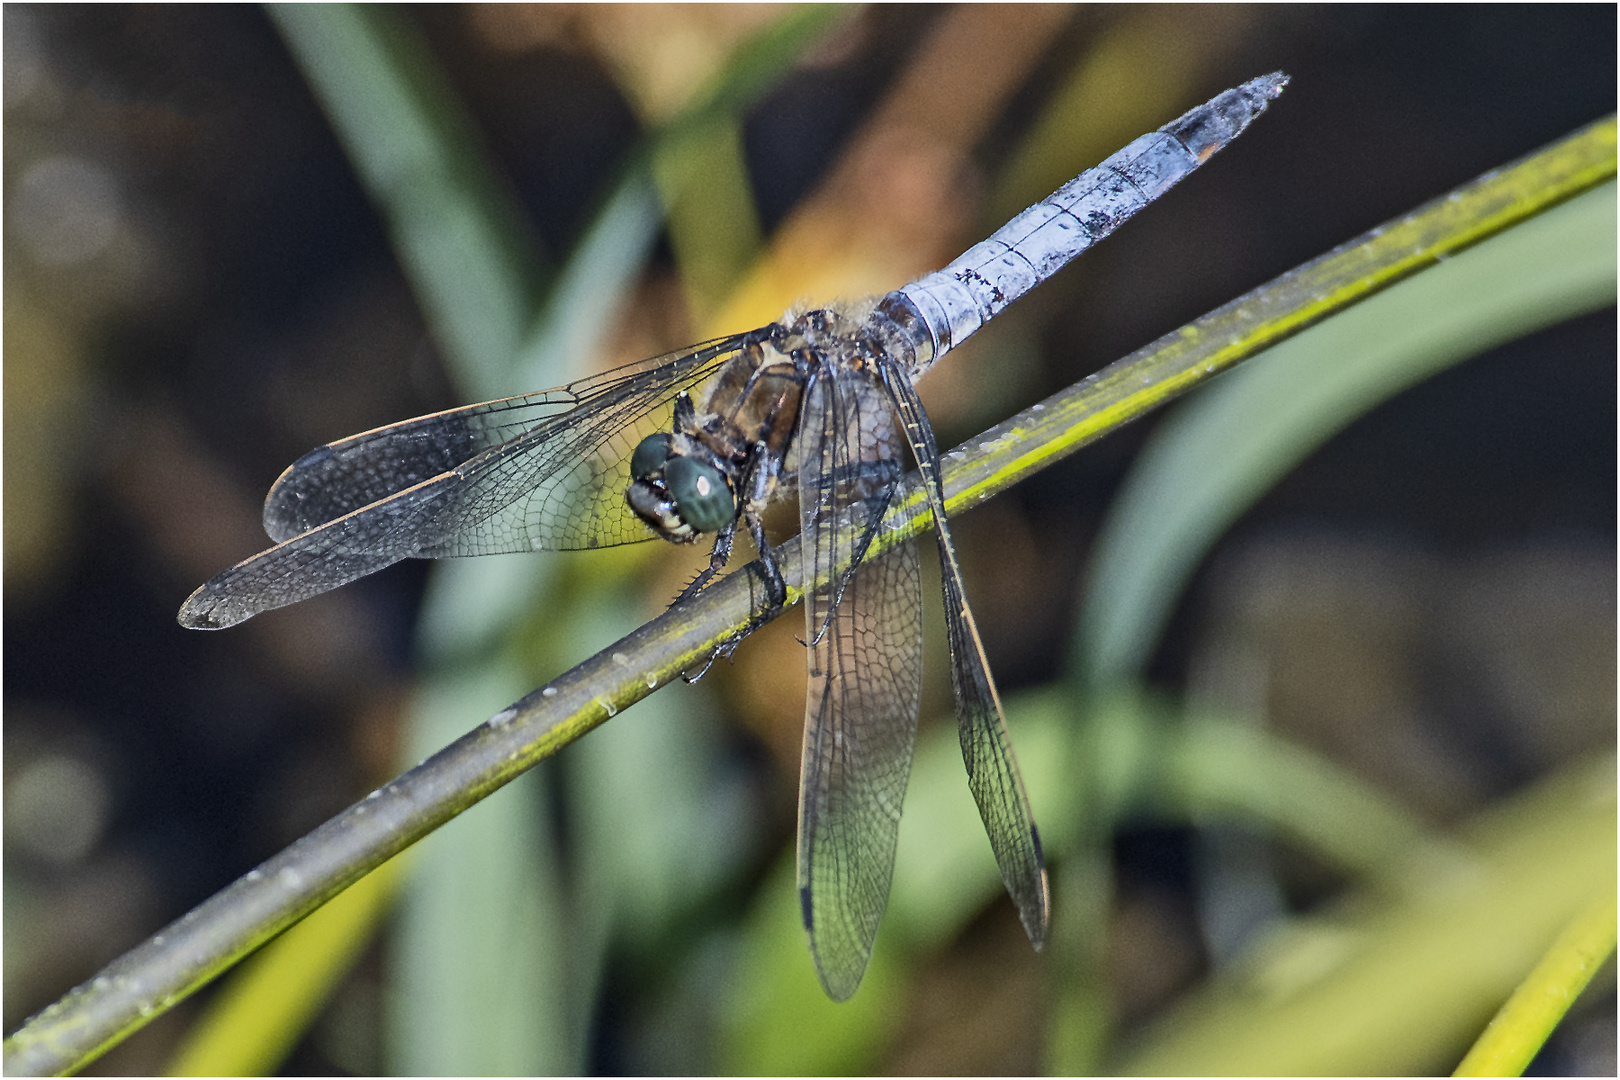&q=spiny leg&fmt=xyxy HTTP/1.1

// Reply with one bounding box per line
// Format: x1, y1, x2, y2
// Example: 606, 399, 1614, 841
674, 522, 737, 606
